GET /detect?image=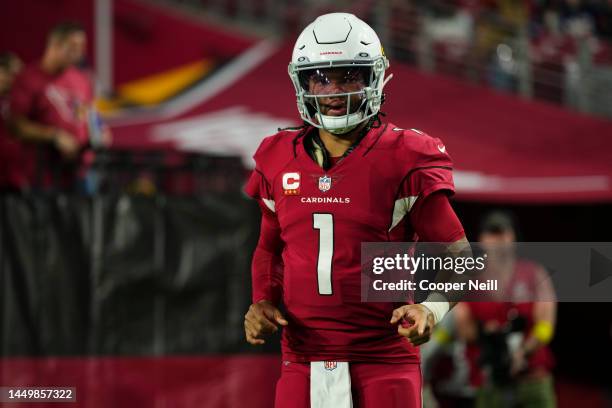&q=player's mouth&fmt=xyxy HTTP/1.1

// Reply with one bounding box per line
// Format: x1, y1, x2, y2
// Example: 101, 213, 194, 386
322, 102, 347, 116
